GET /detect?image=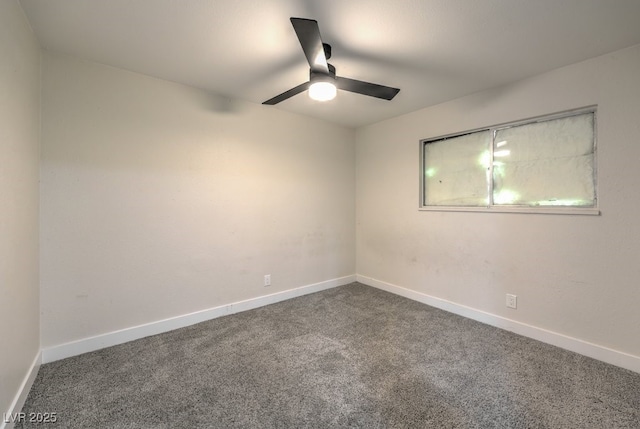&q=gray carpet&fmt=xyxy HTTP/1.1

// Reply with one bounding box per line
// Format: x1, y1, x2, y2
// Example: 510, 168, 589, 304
16, 283, 640, 428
